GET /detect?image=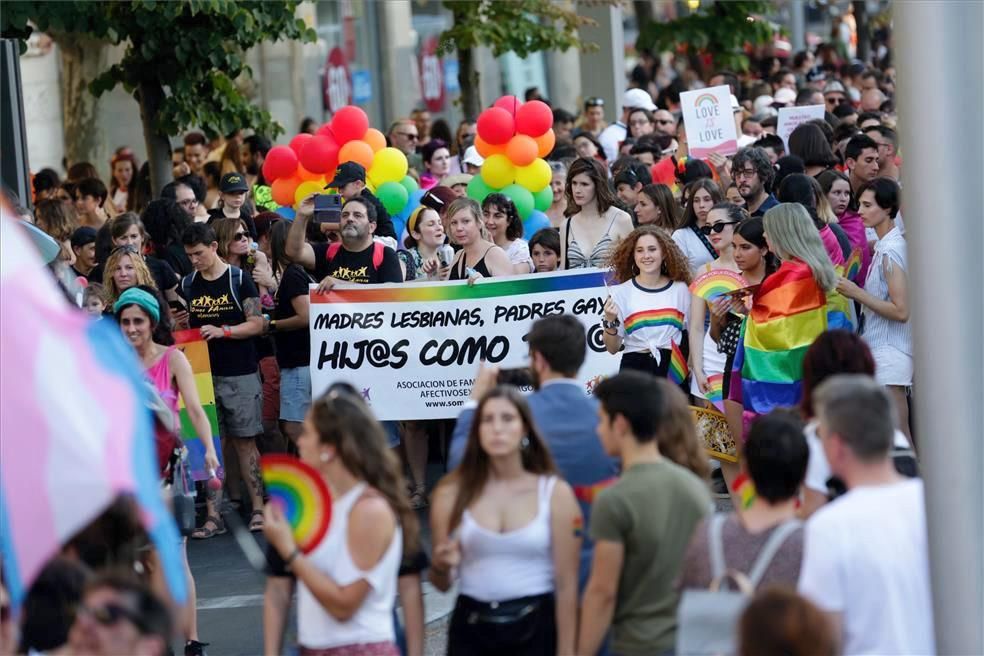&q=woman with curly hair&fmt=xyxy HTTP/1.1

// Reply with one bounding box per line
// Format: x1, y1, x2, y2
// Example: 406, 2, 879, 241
102, 245, 157, 308
482, 193, 533, 274
602, 225, 692, 377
